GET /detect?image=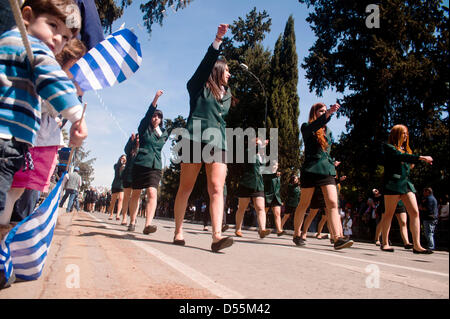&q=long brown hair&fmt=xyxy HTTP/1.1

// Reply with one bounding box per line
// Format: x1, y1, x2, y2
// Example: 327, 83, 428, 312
206, 58, 230, 102
388, 124, 412, 154
308, 103, 328, 151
